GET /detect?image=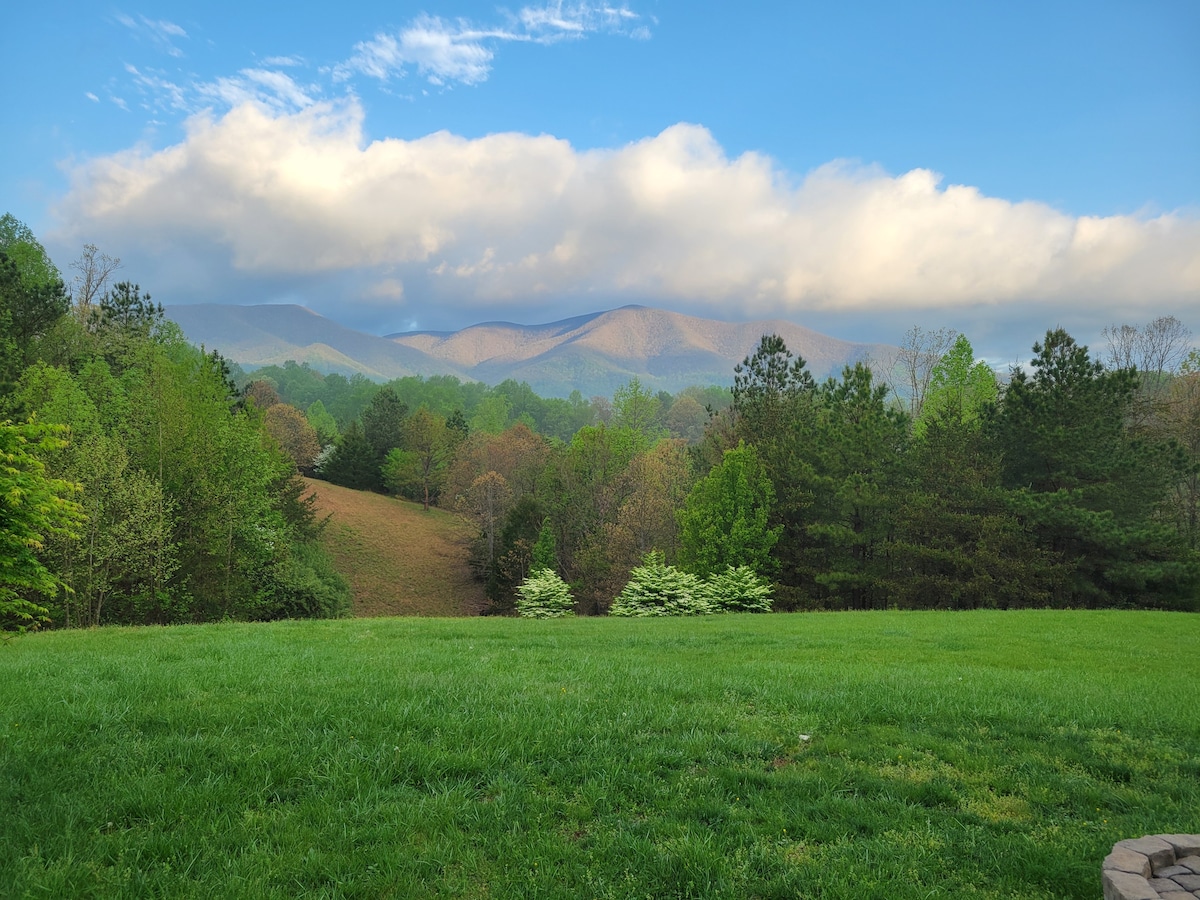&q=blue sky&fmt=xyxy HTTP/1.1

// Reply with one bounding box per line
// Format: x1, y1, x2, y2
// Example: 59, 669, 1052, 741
3, 0, 1198, 364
